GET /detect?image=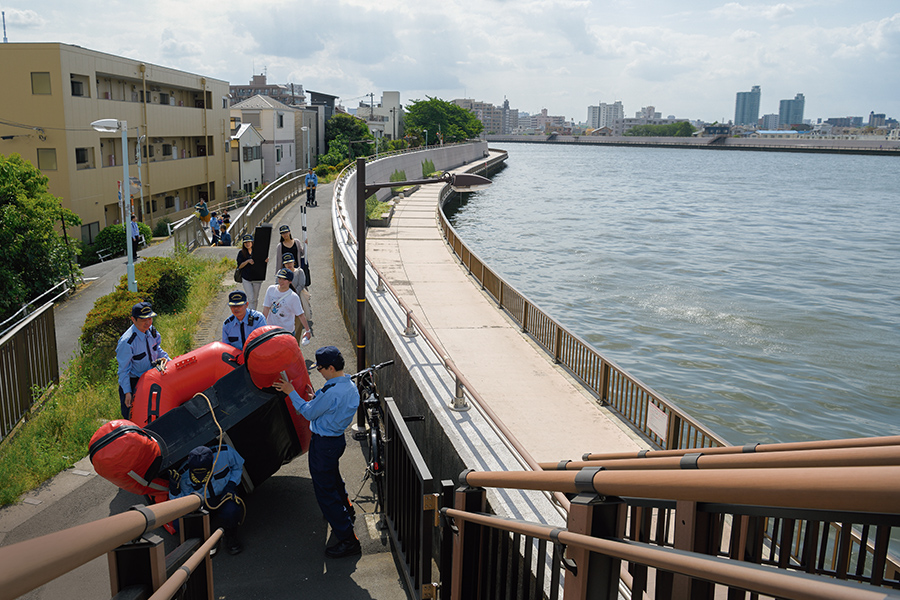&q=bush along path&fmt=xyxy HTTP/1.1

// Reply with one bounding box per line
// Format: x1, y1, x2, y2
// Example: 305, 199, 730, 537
0, 248, 232, 506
